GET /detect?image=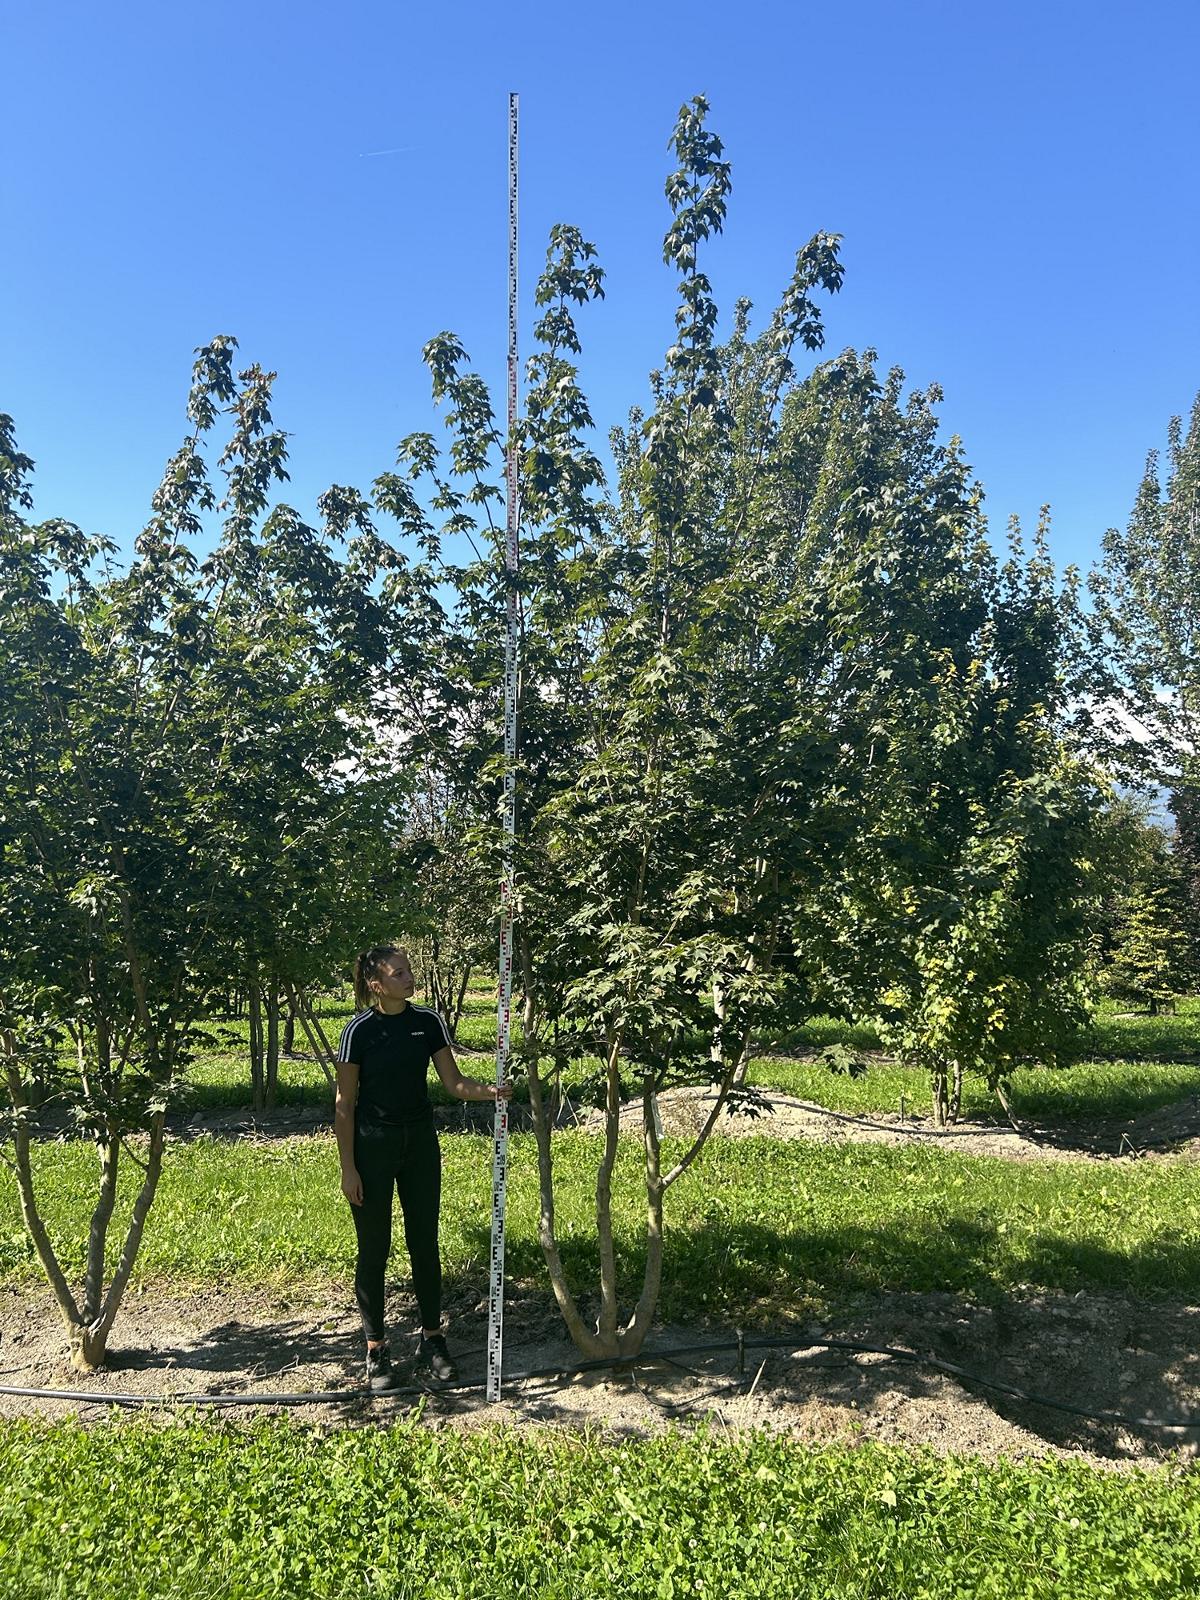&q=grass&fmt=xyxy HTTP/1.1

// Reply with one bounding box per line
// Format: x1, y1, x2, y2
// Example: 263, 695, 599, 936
748, 996, 1200, 1123
171, 991, 1200, 1126
1087, 996, 1200, 1064
0, 1416, 1195, 1599
755, 997, 1200, 1069
745, 1054, 1200, 1124
3, 1132, 1198, 1315
9, 995, 1200, 1596
180, 990, 498, 1110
